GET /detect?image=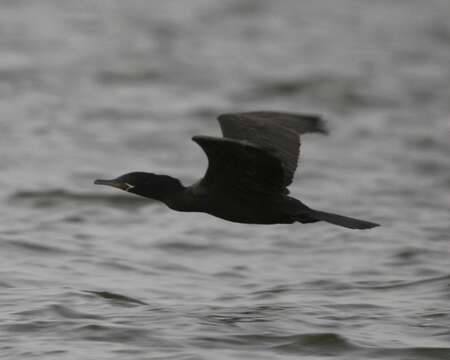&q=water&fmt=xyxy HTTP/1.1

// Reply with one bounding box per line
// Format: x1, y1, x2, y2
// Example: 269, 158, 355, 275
1, 1, 450, 359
